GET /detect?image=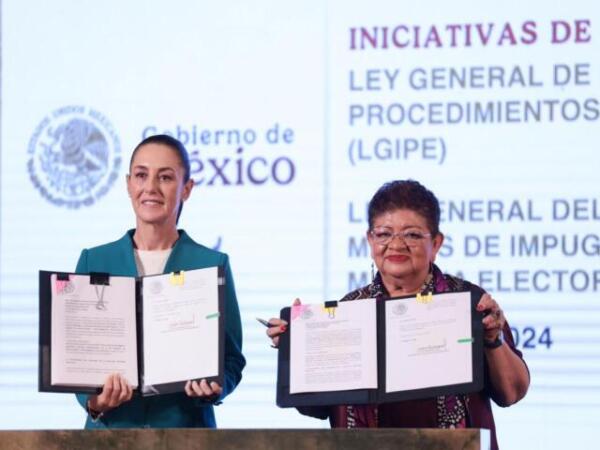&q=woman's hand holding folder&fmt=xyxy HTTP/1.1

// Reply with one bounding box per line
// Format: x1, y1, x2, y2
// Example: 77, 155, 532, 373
87, 373, 133, 418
